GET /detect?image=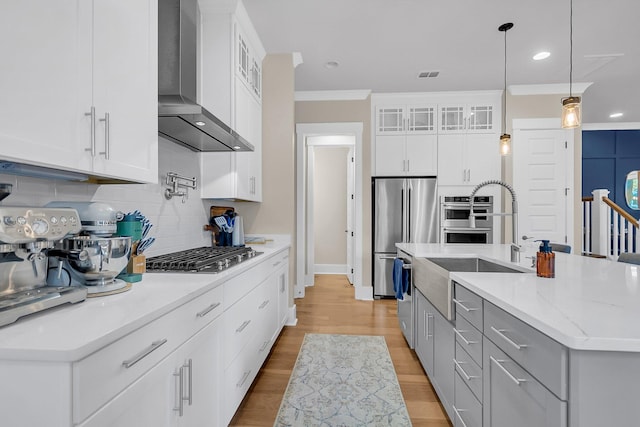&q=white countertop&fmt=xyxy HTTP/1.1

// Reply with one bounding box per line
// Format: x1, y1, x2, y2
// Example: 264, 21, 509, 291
0, 237, 290, 362
397, 243, 640, 353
